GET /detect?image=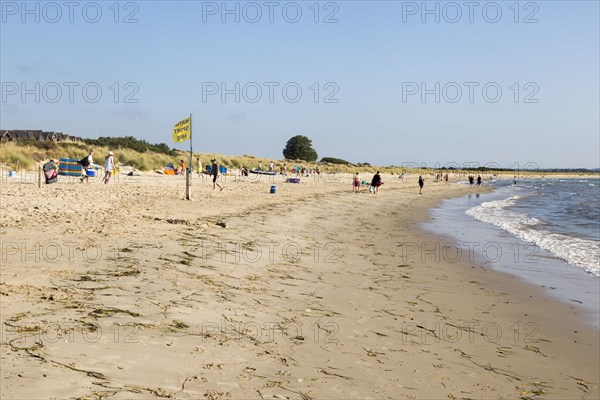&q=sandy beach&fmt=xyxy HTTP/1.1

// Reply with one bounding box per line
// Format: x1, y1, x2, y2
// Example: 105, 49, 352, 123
1, 173, 598, 399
